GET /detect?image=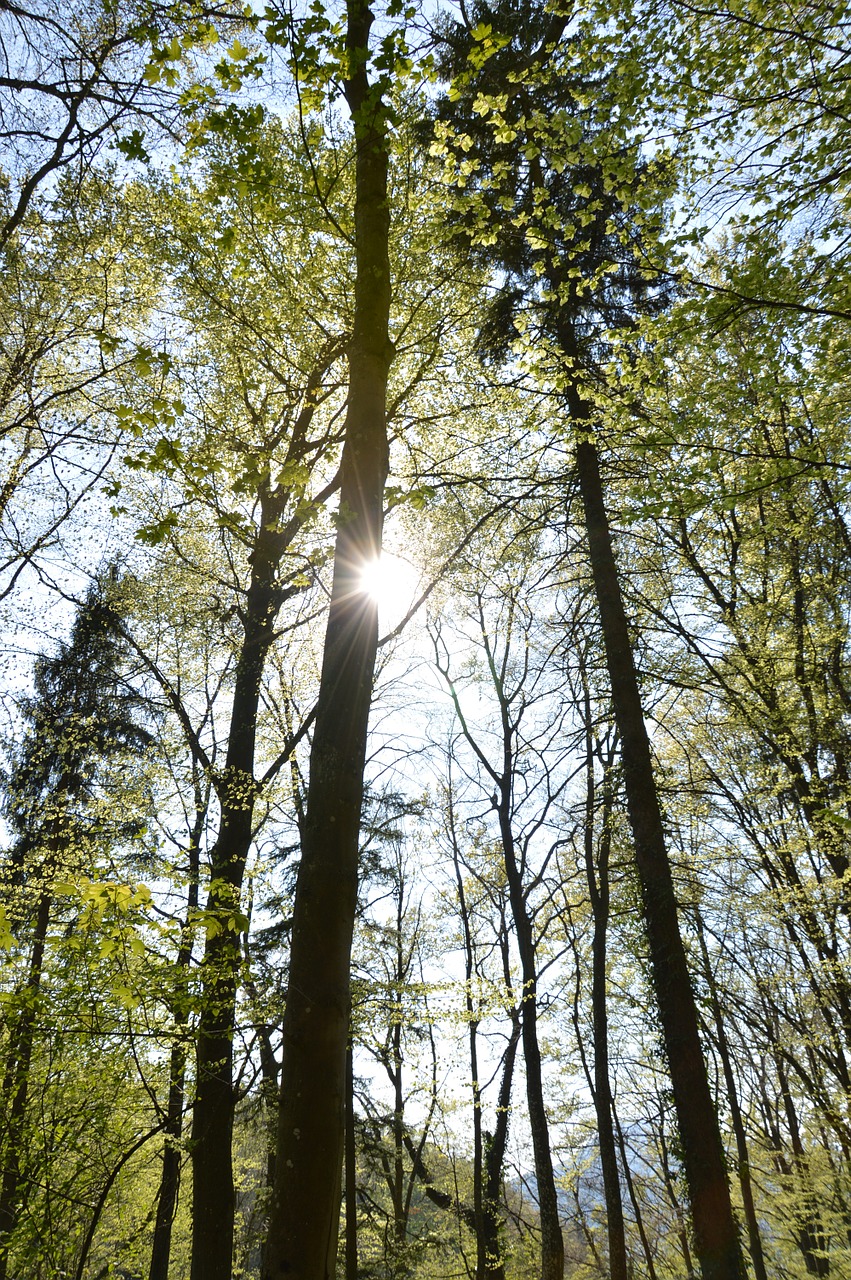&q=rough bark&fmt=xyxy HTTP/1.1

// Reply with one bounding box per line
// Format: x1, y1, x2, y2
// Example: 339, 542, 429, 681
262, 3, 392, 1274
569, 391, 745, 1280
